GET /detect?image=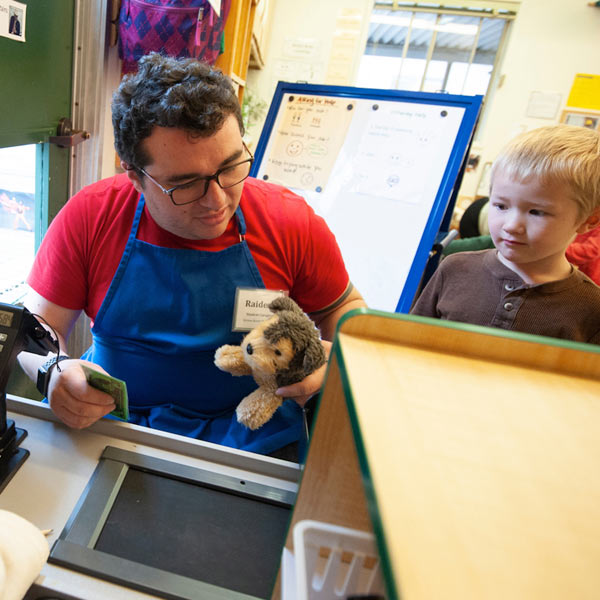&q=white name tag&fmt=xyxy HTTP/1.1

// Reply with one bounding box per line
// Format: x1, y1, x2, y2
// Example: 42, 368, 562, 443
232, 288, 288, 332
